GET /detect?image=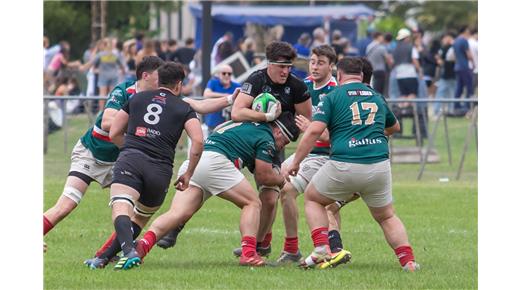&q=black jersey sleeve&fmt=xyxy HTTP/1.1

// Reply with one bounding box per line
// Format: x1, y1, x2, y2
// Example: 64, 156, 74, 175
240, 71, 263, 98
122, 97, 131, 113
292, 78, 311, 104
